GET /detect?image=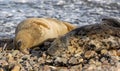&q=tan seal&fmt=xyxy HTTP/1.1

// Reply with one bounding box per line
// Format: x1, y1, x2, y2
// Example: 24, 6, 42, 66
14, 18, 76, 54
